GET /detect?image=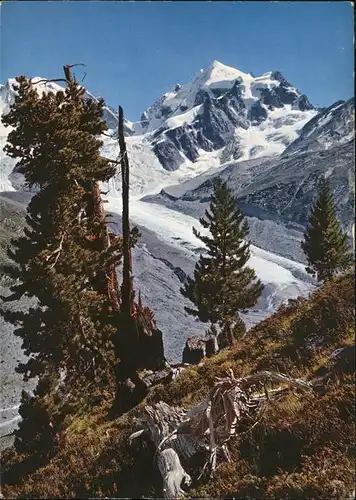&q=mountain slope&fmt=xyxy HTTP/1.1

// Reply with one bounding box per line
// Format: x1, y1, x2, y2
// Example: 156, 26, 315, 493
2, 273, 354, 499
144, 137, 354, 262
283, 97, 354, 156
